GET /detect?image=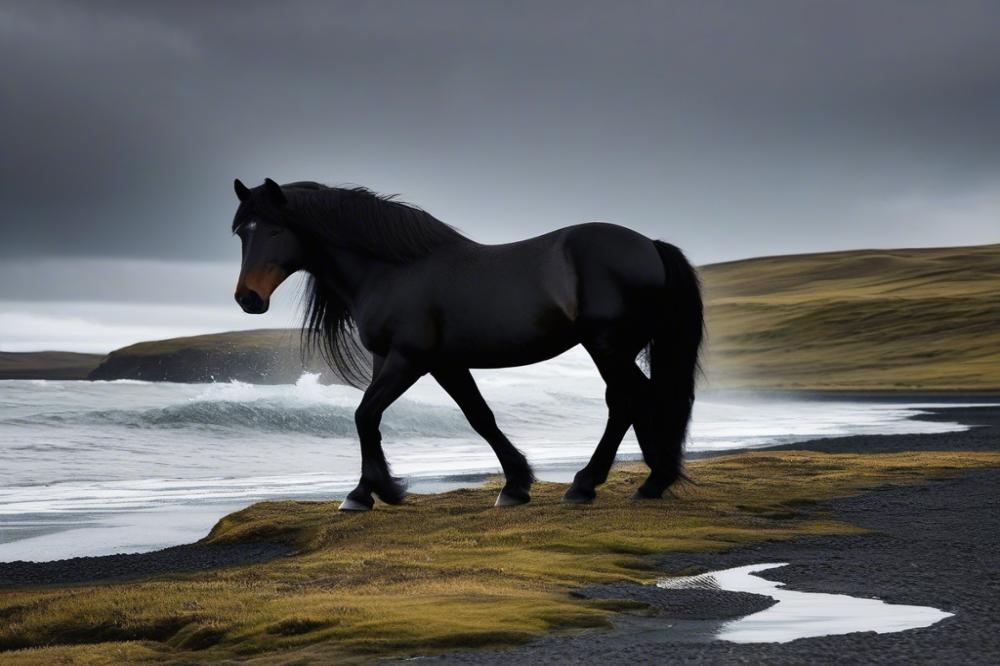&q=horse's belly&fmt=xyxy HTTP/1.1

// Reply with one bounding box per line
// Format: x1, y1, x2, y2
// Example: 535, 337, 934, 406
440, 304, 578, 368
452, 335, 578, 369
